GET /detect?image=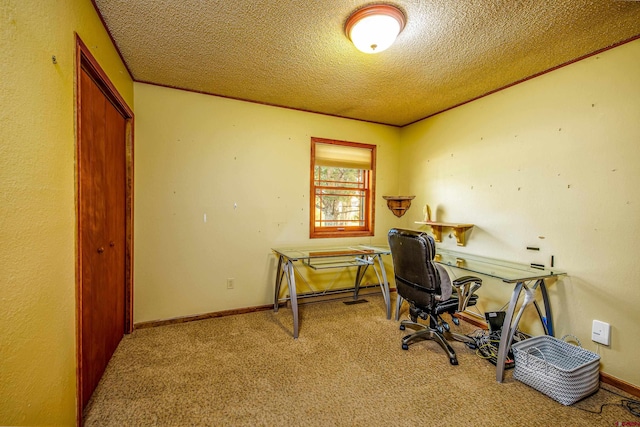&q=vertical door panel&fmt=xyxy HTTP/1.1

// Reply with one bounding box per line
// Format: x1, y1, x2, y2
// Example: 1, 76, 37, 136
79, 68, 126, 408
104, 96, 126, 356
80, 70, 106, 406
